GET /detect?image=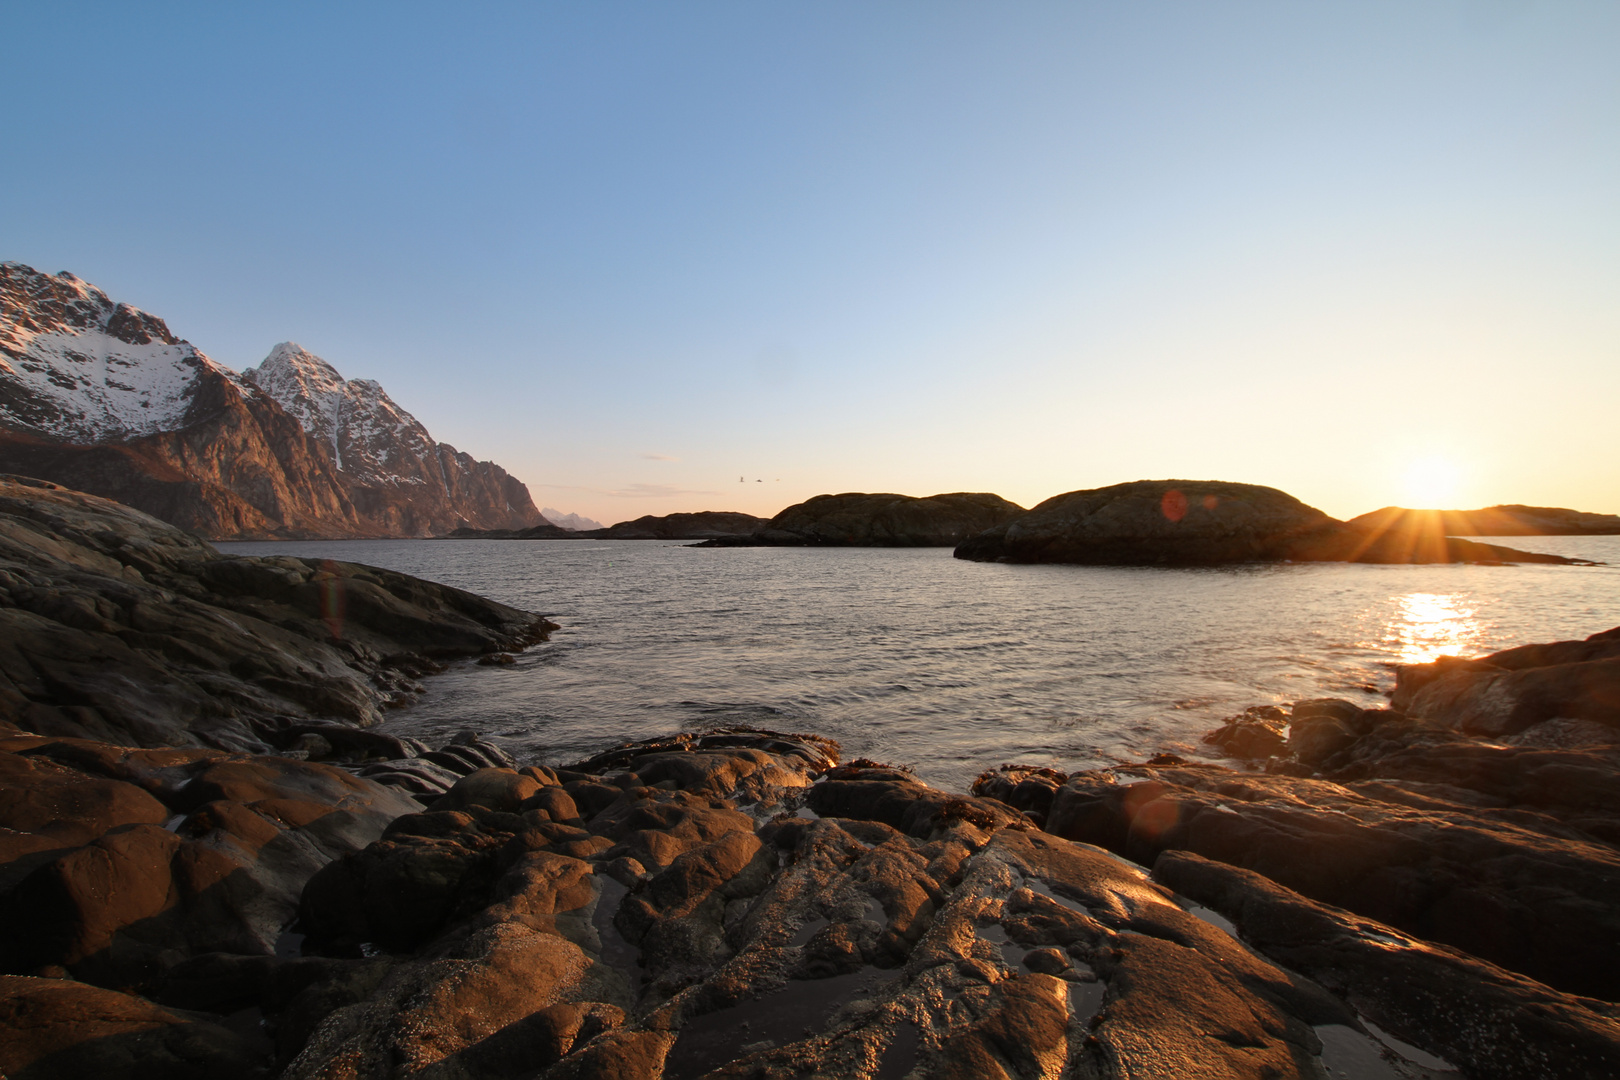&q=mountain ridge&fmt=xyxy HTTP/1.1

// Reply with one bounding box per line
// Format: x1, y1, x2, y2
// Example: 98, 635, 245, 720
0, 262, 545, 539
